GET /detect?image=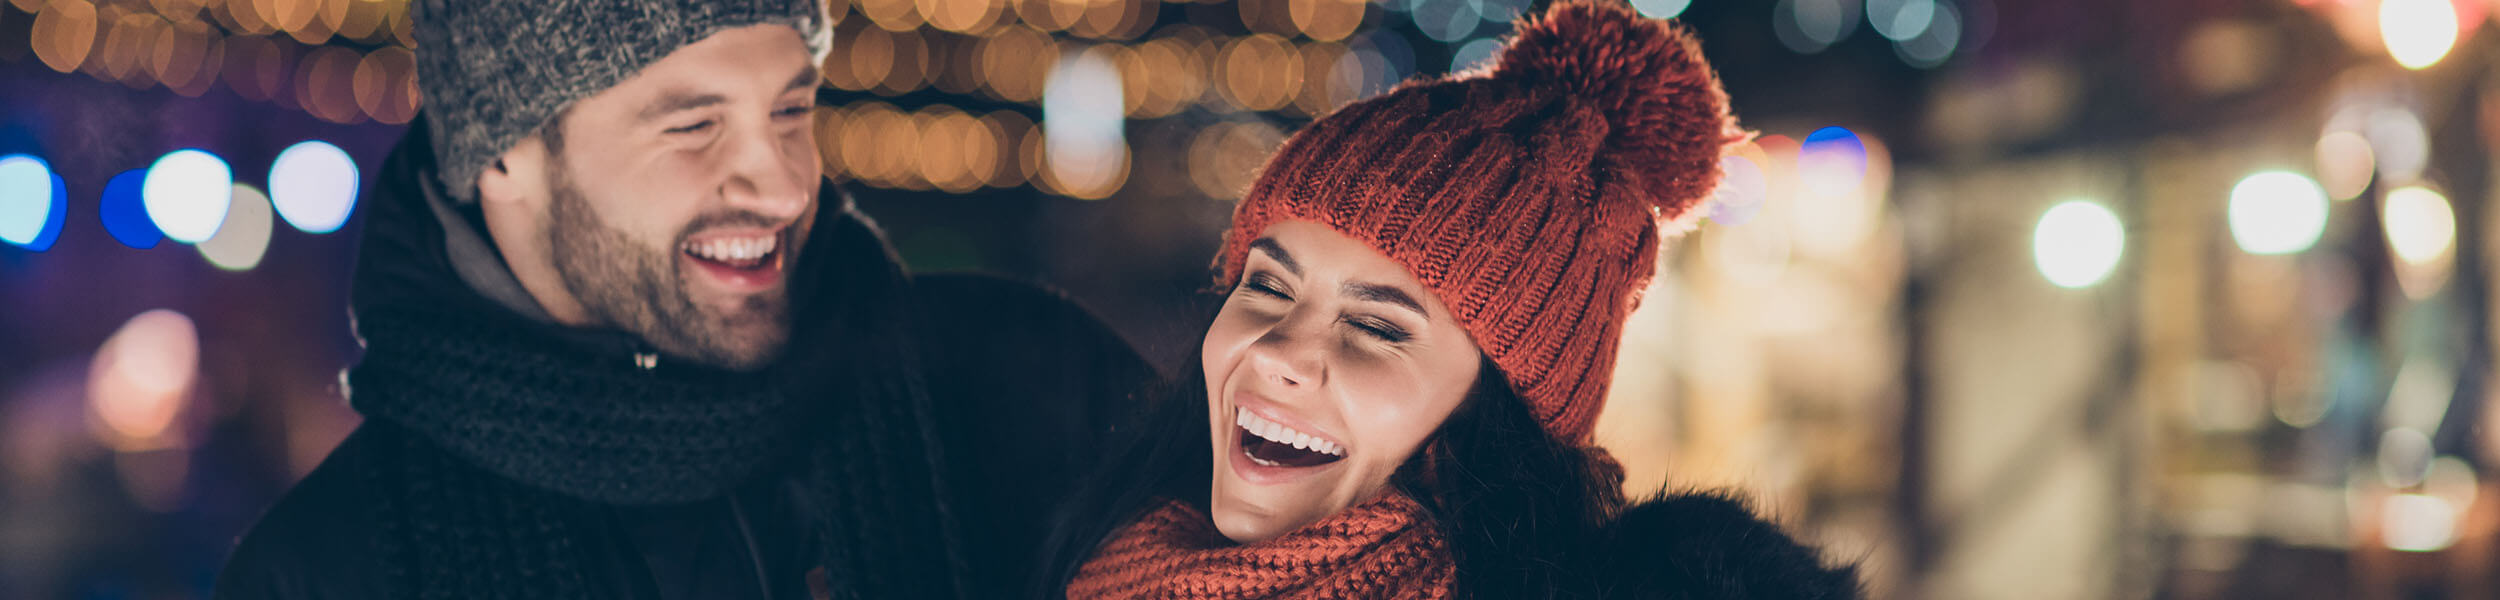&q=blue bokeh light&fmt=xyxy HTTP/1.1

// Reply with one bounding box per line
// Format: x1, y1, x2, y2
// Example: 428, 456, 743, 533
100, 168, 163, 249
